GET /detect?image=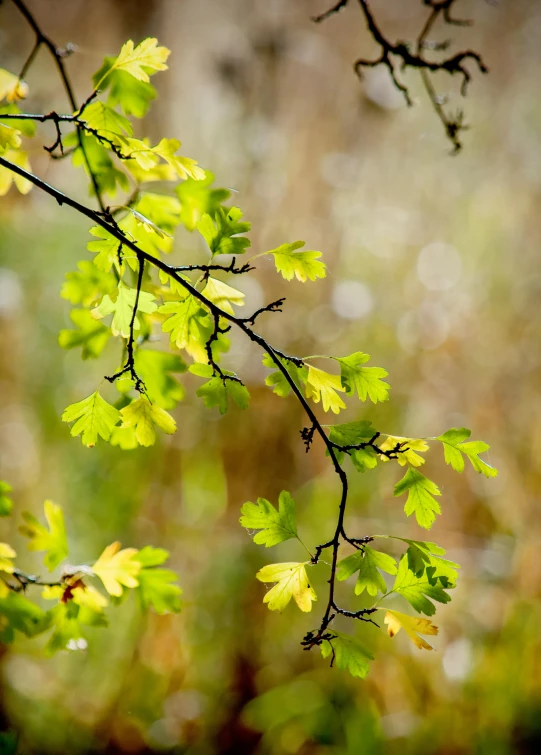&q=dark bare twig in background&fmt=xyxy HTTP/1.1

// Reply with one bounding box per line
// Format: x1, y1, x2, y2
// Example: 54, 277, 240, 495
313, 0, 489, 152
